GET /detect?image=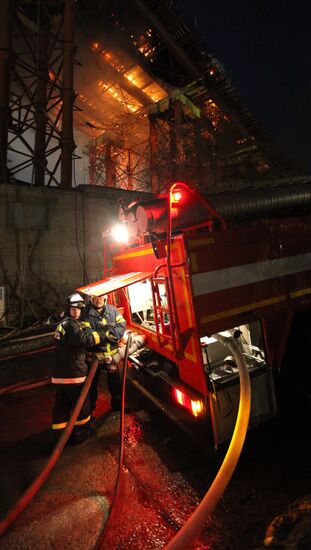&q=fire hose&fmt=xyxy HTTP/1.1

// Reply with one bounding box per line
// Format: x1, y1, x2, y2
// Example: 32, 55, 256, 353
94, 332, 132, 549
165, 334, 251, 549
0, 354, 100, 538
